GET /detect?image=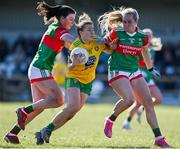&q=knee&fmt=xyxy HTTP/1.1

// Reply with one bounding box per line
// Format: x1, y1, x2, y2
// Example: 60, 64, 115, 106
57, 97, 64, 106
67, 106, 81, 117
155, 95, 163, 104
125, 98, 134, 107
143, 98, 154, 110
51, 91, 64, 107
